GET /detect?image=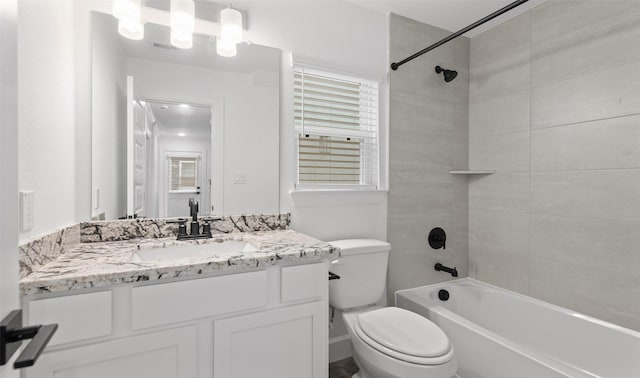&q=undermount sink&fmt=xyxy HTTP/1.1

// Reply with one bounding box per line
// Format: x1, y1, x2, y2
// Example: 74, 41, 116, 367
130, 241, 257, 262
